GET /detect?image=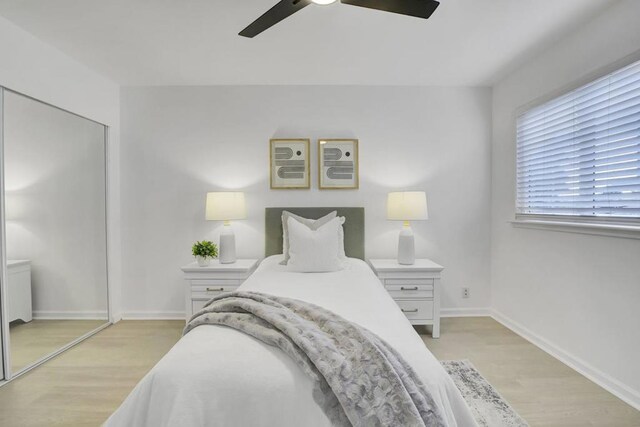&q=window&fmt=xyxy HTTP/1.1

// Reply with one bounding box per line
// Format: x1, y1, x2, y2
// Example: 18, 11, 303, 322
516, 59, 640, 223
